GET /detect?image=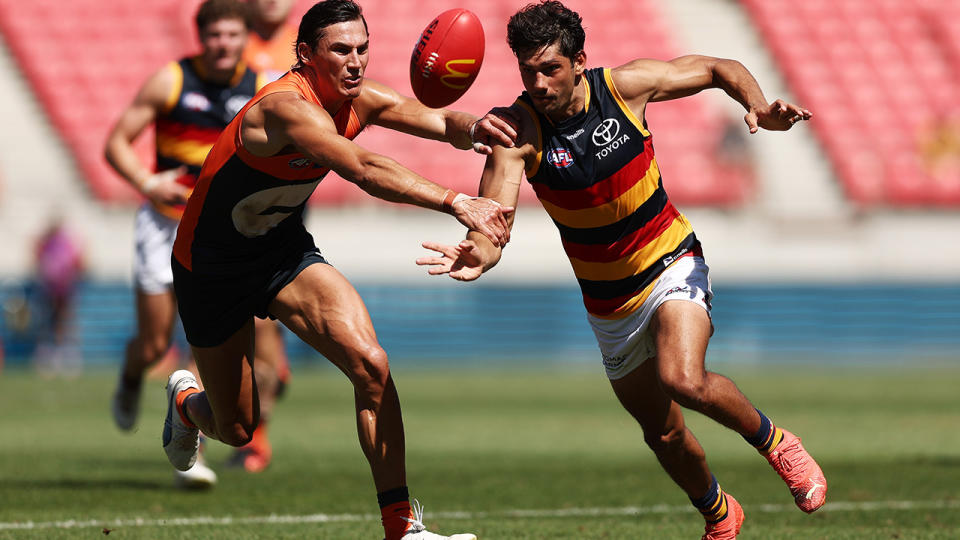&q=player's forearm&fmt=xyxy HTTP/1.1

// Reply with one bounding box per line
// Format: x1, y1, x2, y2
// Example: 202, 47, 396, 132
349, 152, 455, 213
711, 59, 768, 113
441, 110, 477, 151
466, 229, 503, 272
104, 136, 153, 193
